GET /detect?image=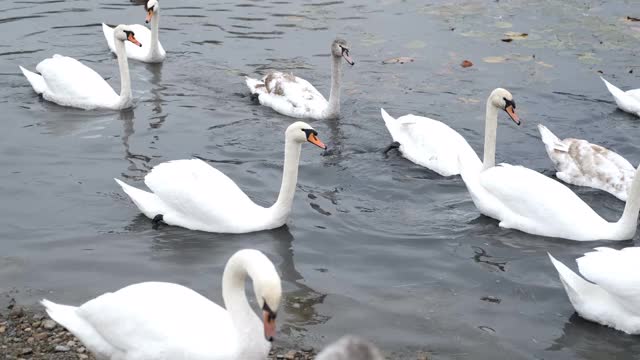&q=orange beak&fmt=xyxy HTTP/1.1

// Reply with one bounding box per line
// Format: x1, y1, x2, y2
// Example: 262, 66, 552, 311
307, 133, 327, 149
505, 105, 521, 126
145, 10, 154, 24
127, 33, 142, 47
262, 310, 276, 342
